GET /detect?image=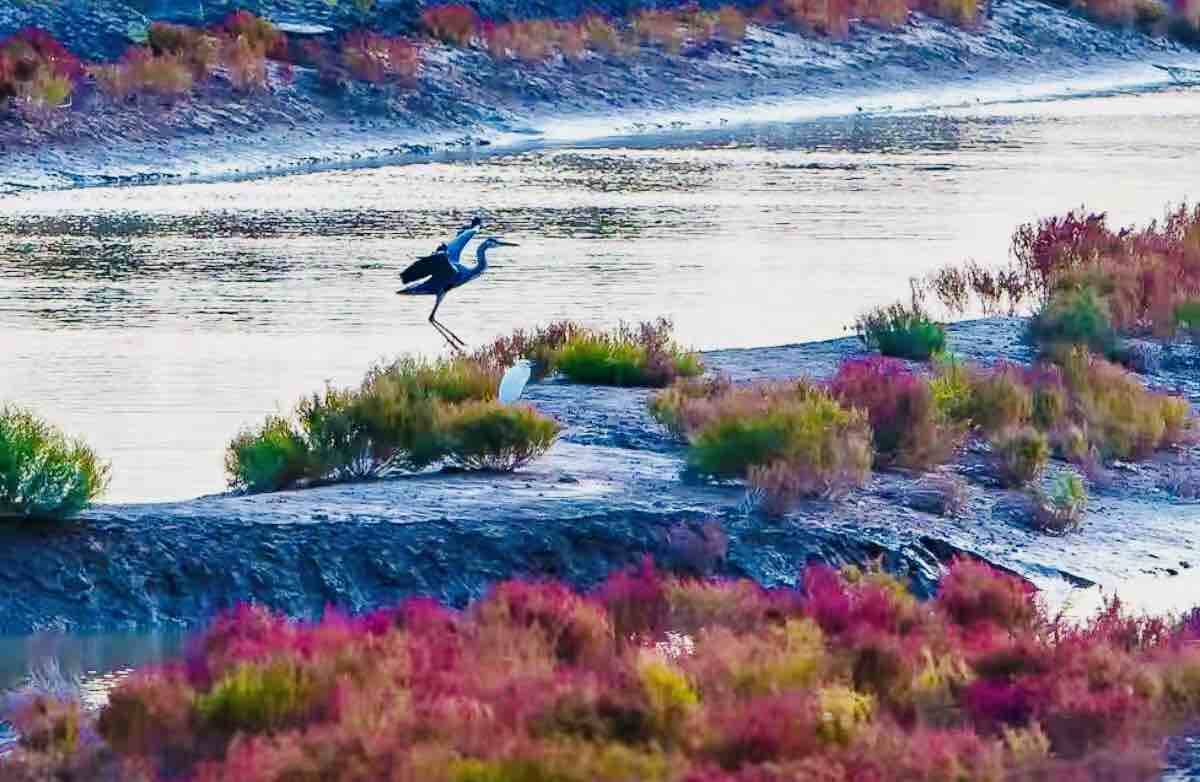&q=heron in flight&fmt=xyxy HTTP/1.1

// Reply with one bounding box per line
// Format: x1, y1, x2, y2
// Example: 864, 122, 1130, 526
397, 220, 518, 350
